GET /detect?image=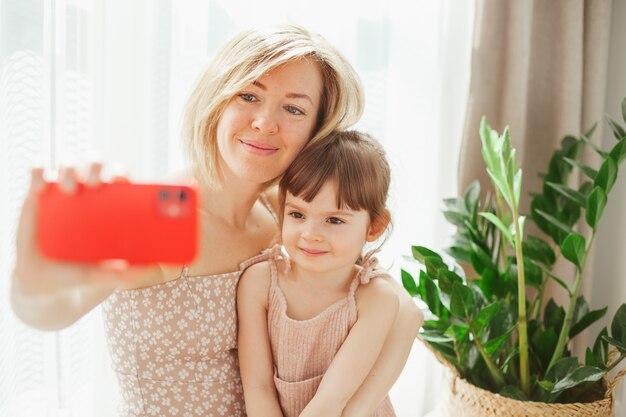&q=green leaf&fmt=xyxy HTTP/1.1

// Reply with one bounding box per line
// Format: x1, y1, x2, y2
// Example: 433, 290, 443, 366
420, 330, 454, 344
580, 131, 609, 158
594, 327, 609, 367
464, 180, 481, 213
610, 139, 626, 165
544, 299, 565, 331
546, 357, 579, 382
401, 270, 419, 297
552, 366, 606, 394
603, 335, 626, 353
563, 157, 598, 180
585, 347, 598, 367
594, 158, 618, 194
586, 186, 608, 229
606, 115, 626, 141
479, 212, 514, 245
514, 169, 522, 206
424, 256, 447, 278
535, 209, 574, 235
532, 327, 558, 368
546, 182, 587, 207
500, 385, 529, 401
450, 282, 474, 319
445, 324, 469, 342
538, 380, 555, 393
484, 326, 514, 356
570, 307, 608, 338
523, 235, 556, 266
438, 269, 464, 295
561, 232, 586, 270
470, 242, 496, 275
419, 271, 442, 317
622, 98, 626, 125
470, 303, 500, 336
447, 246, 473, 264
444, 210, 467, 227
412, 246, 442, 263
611, 304, 626, 345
